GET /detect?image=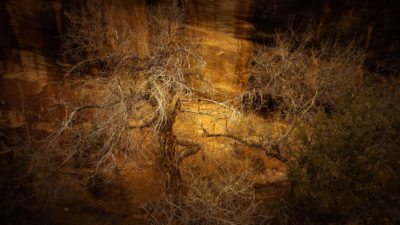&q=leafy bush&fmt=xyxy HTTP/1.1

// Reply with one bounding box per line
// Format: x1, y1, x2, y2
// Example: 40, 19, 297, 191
288, 82, 400, 224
